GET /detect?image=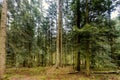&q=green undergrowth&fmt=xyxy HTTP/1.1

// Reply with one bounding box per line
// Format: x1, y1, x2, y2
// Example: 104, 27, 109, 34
4, 67, 46, 80
6, 67, 46, 75
3, 67, 120, 80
